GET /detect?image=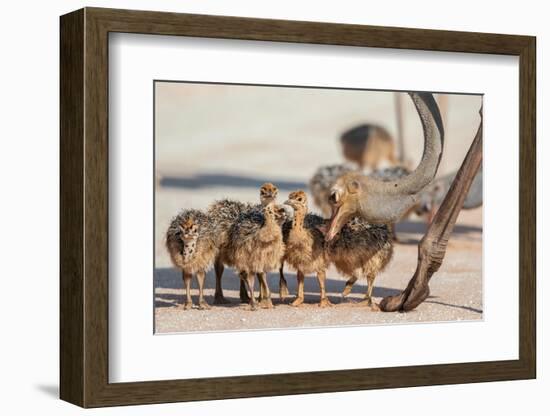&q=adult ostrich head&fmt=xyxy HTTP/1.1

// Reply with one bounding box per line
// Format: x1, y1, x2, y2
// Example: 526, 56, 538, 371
326, 92, 444, 241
